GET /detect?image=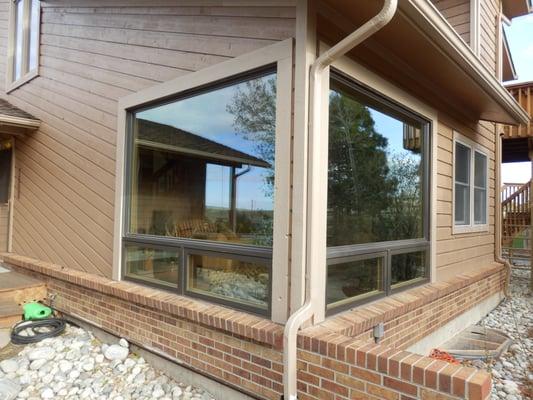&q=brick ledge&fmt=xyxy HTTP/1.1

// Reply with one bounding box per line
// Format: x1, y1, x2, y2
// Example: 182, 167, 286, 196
312, 262, 506, 338
1, 253, 284, 349
296, 331, 492, 400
